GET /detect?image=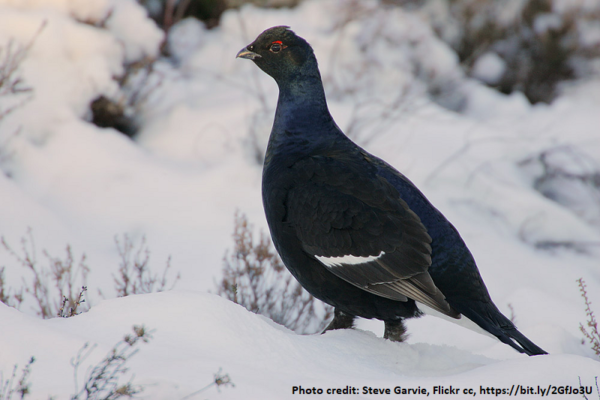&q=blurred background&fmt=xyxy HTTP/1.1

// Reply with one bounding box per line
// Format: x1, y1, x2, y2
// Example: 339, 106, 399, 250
0, 0, 599, 385
1, 0, 599, 397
